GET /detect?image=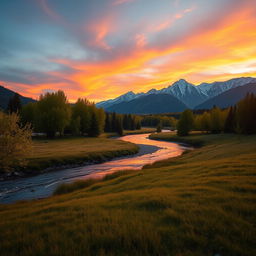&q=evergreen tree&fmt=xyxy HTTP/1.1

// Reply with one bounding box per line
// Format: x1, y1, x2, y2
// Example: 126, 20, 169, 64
236, 93, 256, 134
97, 107, 106, 134
224, 106, 236, 133
112, 112, 117, 132
104, 113, 112, 132
7, 93, 22, 113
116, 115, 123, 136
131, 115, 136, 130
88, 109, 101, 137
